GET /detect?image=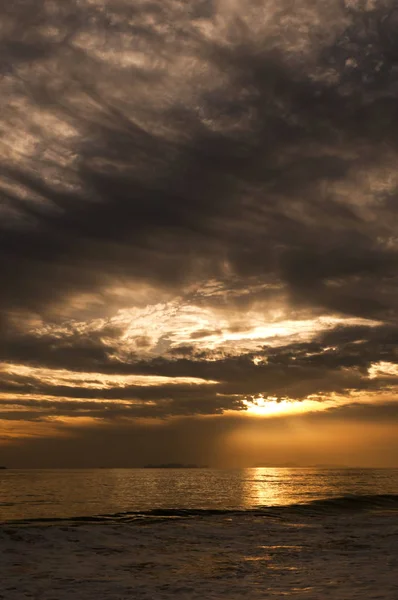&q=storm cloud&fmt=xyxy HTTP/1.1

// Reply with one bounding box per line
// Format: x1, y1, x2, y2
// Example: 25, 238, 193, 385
1, 0, 398, 465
